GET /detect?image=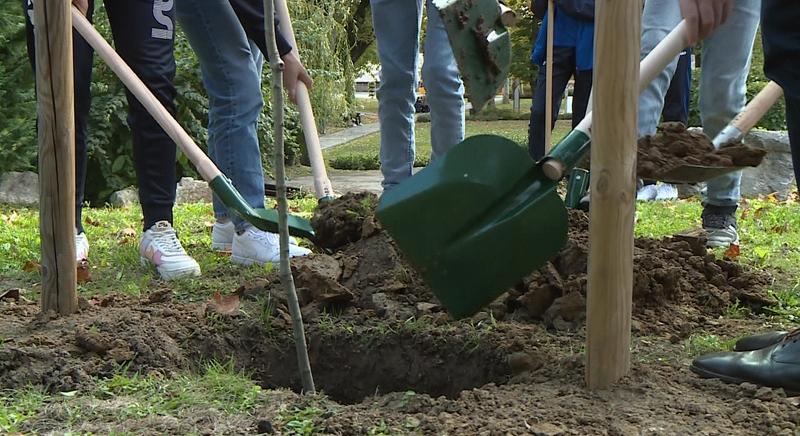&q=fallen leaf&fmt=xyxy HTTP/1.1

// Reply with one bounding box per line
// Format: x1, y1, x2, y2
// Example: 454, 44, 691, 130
724, 244, 741, 259
77, 260, 92, 283
753, 207, 765, 220
22, 260, 41, 273
766, 192, 780, 203
204, 220, 216, 229
117, 227, 137, 244
84, 216, 102, 227
0, 289, 20, 301
206, 291, 241, 316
